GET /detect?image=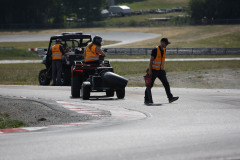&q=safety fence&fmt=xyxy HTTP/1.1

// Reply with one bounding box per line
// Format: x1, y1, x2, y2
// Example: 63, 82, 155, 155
34, 47, 240, 56
104, 48, 240, 55
0, 47, 14, 50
